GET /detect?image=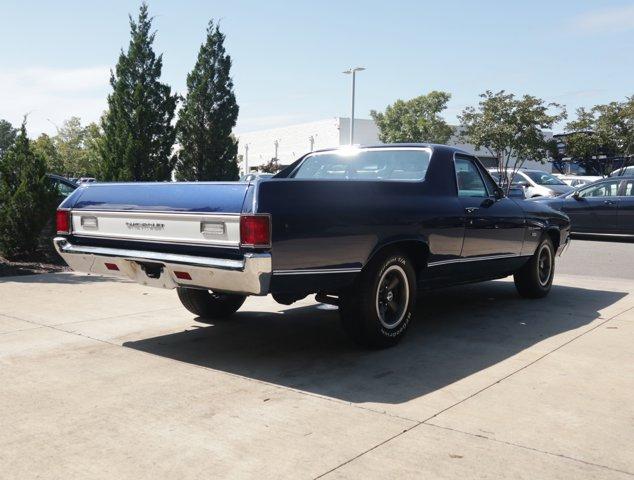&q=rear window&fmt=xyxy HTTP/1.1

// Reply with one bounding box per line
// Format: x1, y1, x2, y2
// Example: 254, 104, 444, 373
291, 148, 431, 181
